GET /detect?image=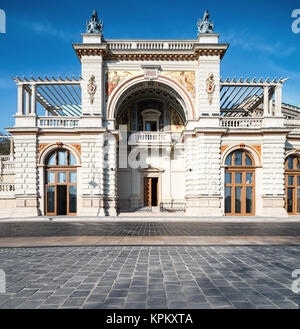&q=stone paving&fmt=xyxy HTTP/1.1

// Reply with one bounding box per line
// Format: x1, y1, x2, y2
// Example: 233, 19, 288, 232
0, 221, 300, 237
0, 246, 299, 309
